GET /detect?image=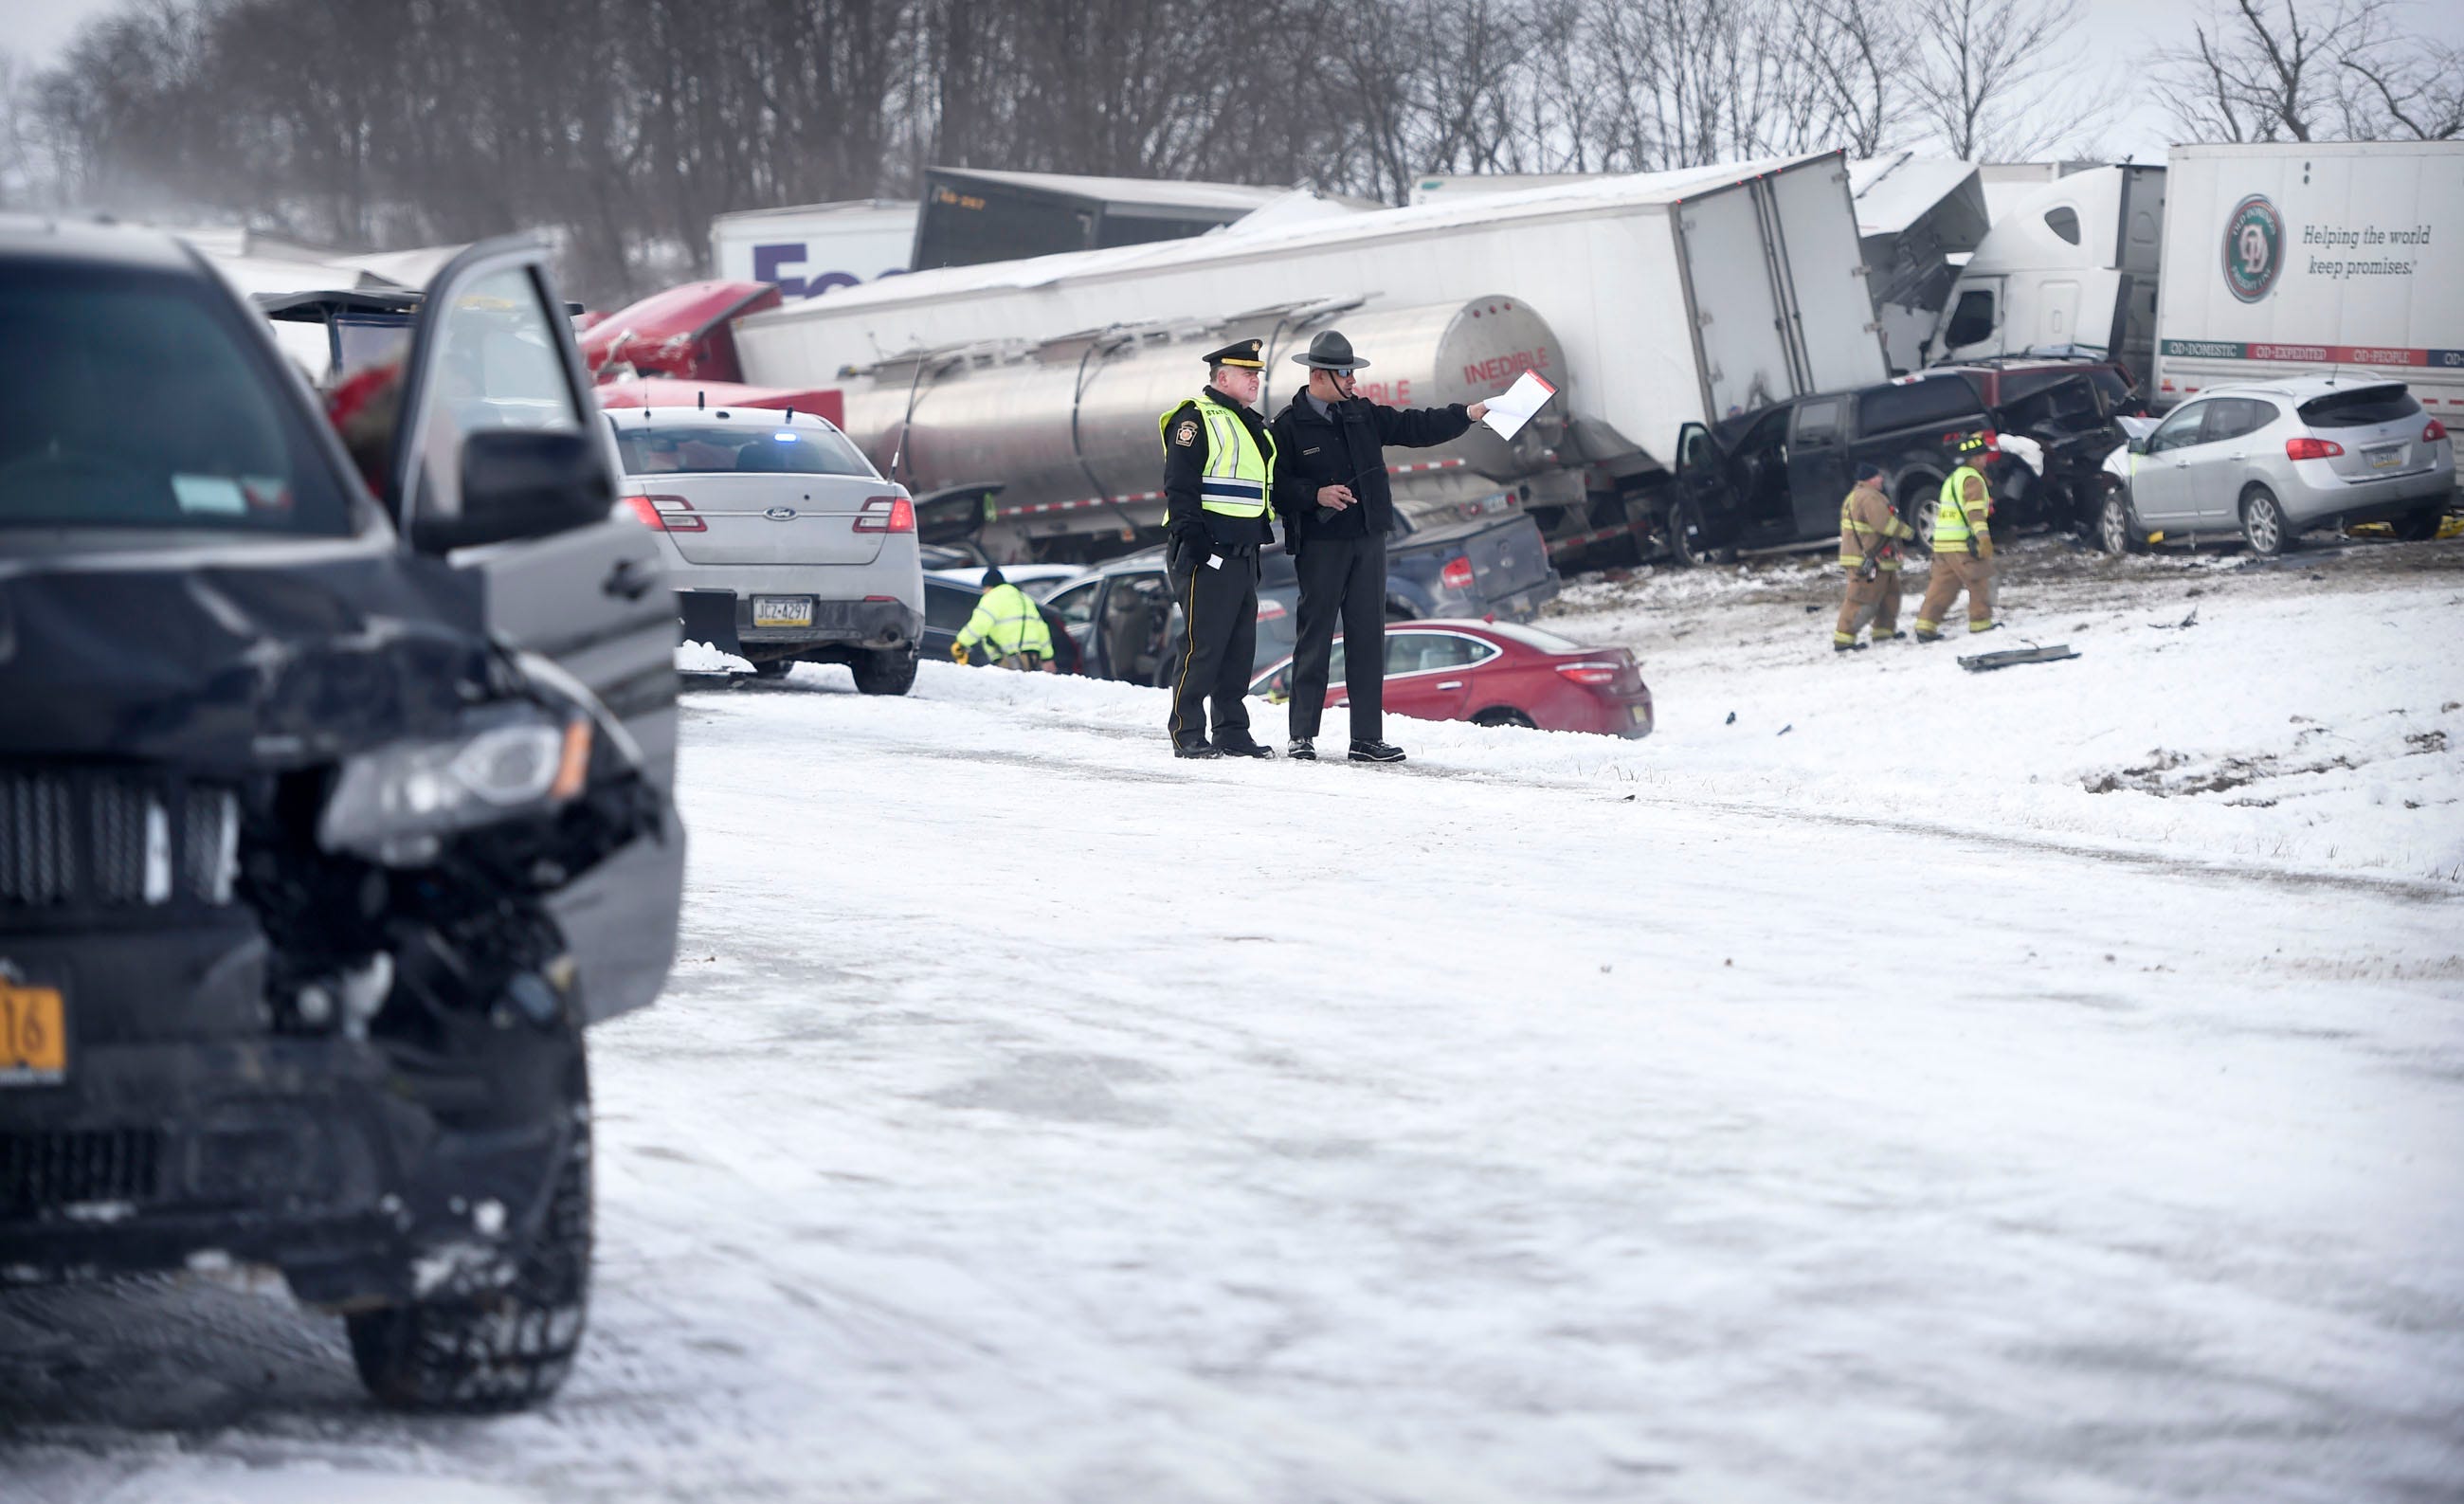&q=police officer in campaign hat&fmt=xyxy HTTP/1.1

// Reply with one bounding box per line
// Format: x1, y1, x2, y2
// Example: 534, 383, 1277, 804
1270, 330, 1487, 763
1158, 337, 1280, 759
